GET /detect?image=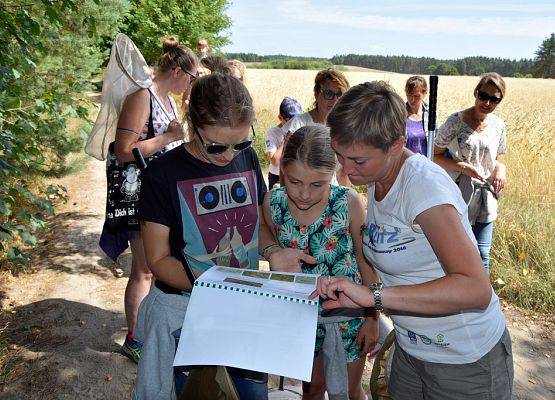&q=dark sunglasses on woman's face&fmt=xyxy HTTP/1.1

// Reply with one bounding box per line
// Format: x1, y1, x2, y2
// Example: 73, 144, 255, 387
196, 125, 256, 155
476, 90, 502, 104
321, 88, 343, 100
173, 67, 198, 82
